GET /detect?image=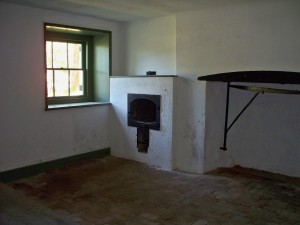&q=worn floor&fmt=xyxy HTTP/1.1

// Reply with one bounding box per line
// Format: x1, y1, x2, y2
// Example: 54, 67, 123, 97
2, 156, 300, 225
